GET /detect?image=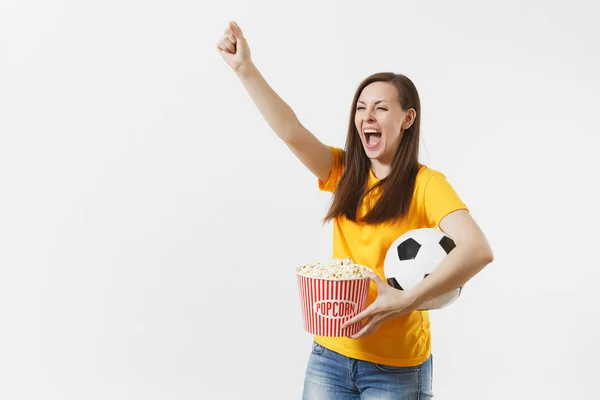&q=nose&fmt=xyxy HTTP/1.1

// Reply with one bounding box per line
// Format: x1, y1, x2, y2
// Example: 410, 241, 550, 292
363, 106, 376, 122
